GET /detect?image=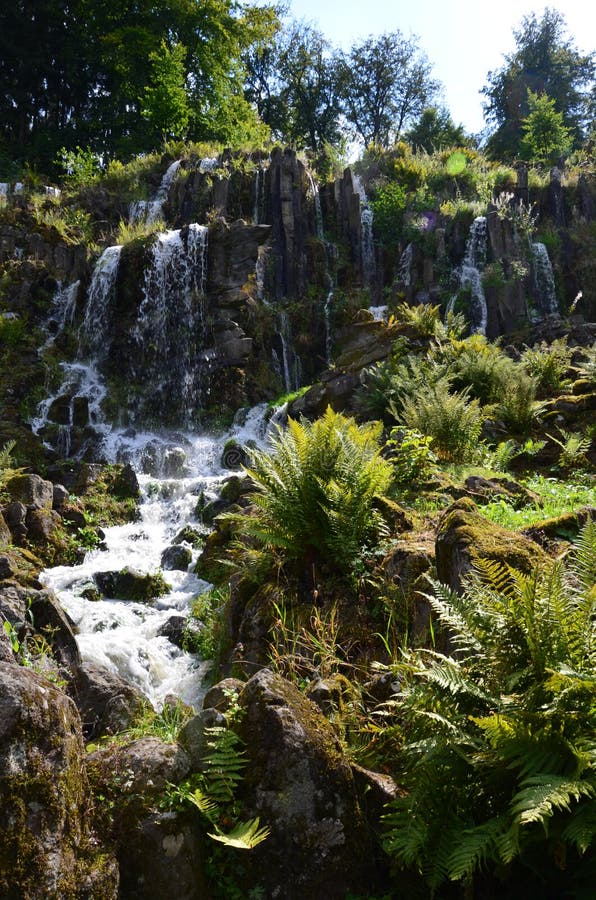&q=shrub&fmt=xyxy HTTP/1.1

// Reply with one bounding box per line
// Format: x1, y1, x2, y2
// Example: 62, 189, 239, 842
400, 380, 484, 462
521, 337, 572, 394
383, 521, 596, 896
446, 334, 518, 405
240, 407, 394, 573
493, 369, 542, 434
